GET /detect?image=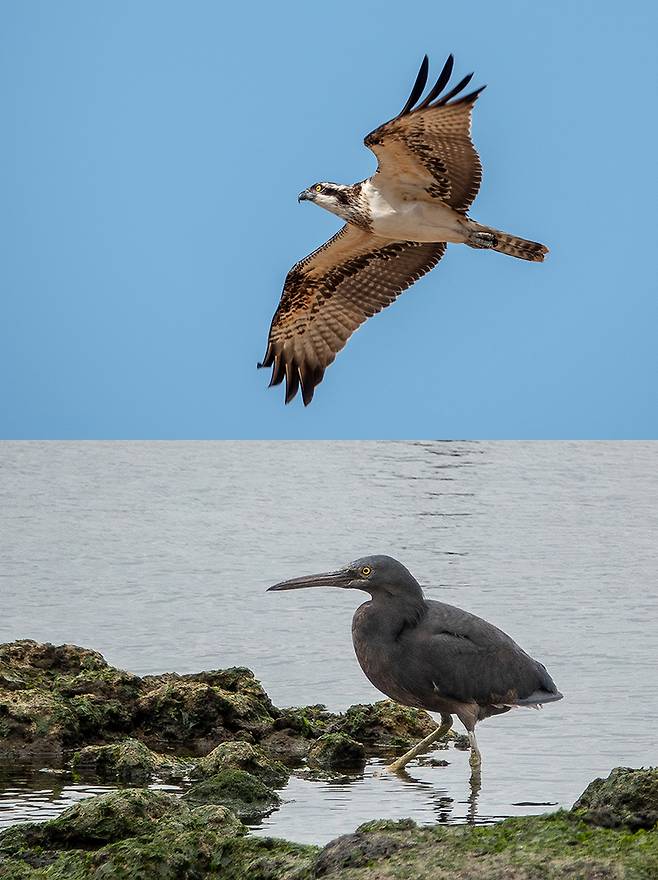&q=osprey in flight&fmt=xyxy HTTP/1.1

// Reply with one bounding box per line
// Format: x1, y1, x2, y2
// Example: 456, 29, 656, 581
260, 55, 548, 406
